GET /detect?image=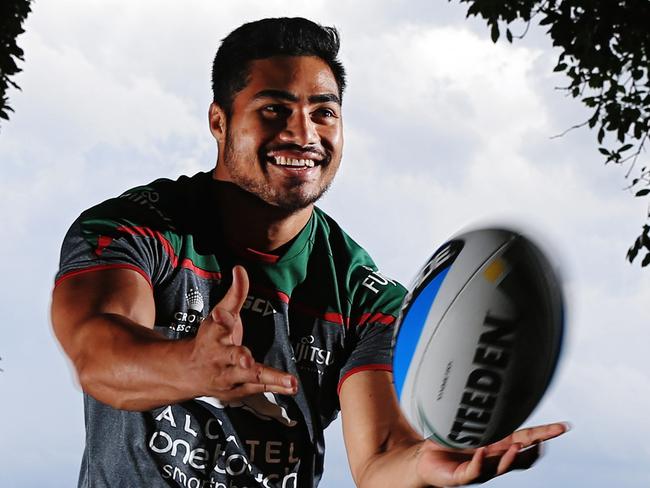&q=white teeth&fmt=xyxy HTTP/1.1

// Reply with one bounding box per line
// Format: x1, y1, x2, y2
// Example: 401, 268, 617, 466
272, 156, 316, 168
